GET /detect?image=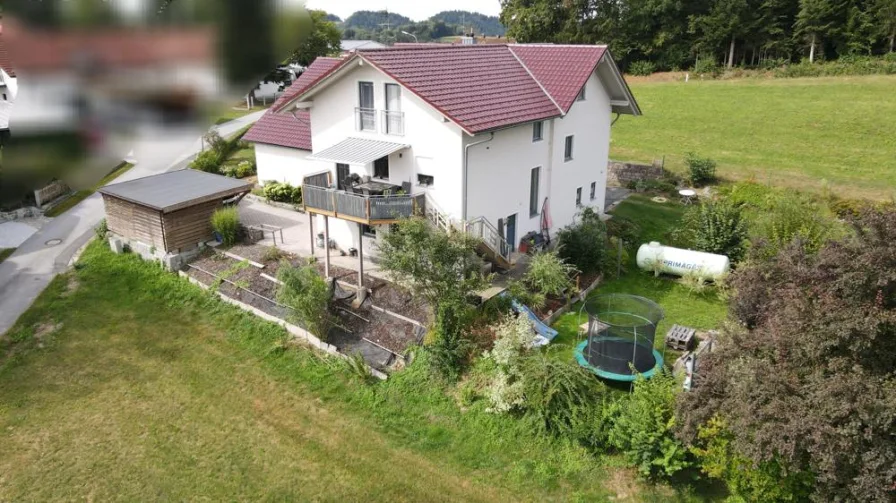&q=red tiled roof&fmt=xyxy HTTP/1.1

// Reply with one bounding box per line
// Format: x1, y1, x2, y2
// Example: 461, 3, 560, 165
5, 26, 212, 74
243, 57, 343, 150
242, 109, 312, 150
509, 44, 607, 113
0, 35, 14, 77
275, 44, 626, 138
359, 45, 561, 133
